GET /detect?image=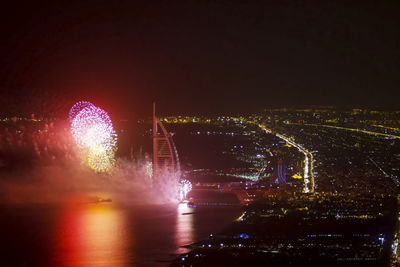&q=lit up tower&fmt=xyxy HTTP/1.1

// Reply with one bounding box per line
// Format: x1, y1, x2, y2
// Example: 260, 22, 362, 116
152, 103, 180, 183
275, 159, 286, 184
